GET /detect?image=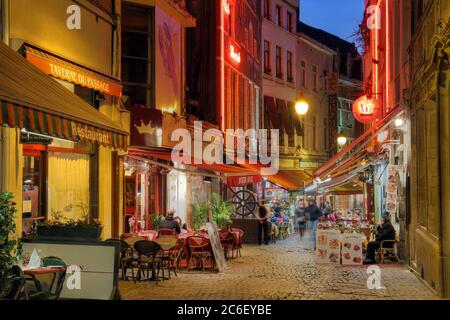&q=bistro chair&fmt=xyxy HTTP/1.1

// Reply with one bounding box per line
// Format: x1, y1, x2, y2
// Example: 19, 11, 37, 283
230, 227, 244, 258
219, 229, 236, 259
159, 228, 177, 236
158, 238, 184, 278
27, 256, 67, 300
133, 240, 163, 283
0, 265, 29, 300
105, 238, 137, 281
186, 236, 213, 272
376, 227, 401, 264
